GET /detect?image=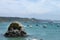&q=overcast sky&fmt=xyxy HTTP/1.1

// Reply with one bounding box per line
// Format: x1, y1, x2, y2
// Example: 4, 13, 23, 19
0, 0, 60, 20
